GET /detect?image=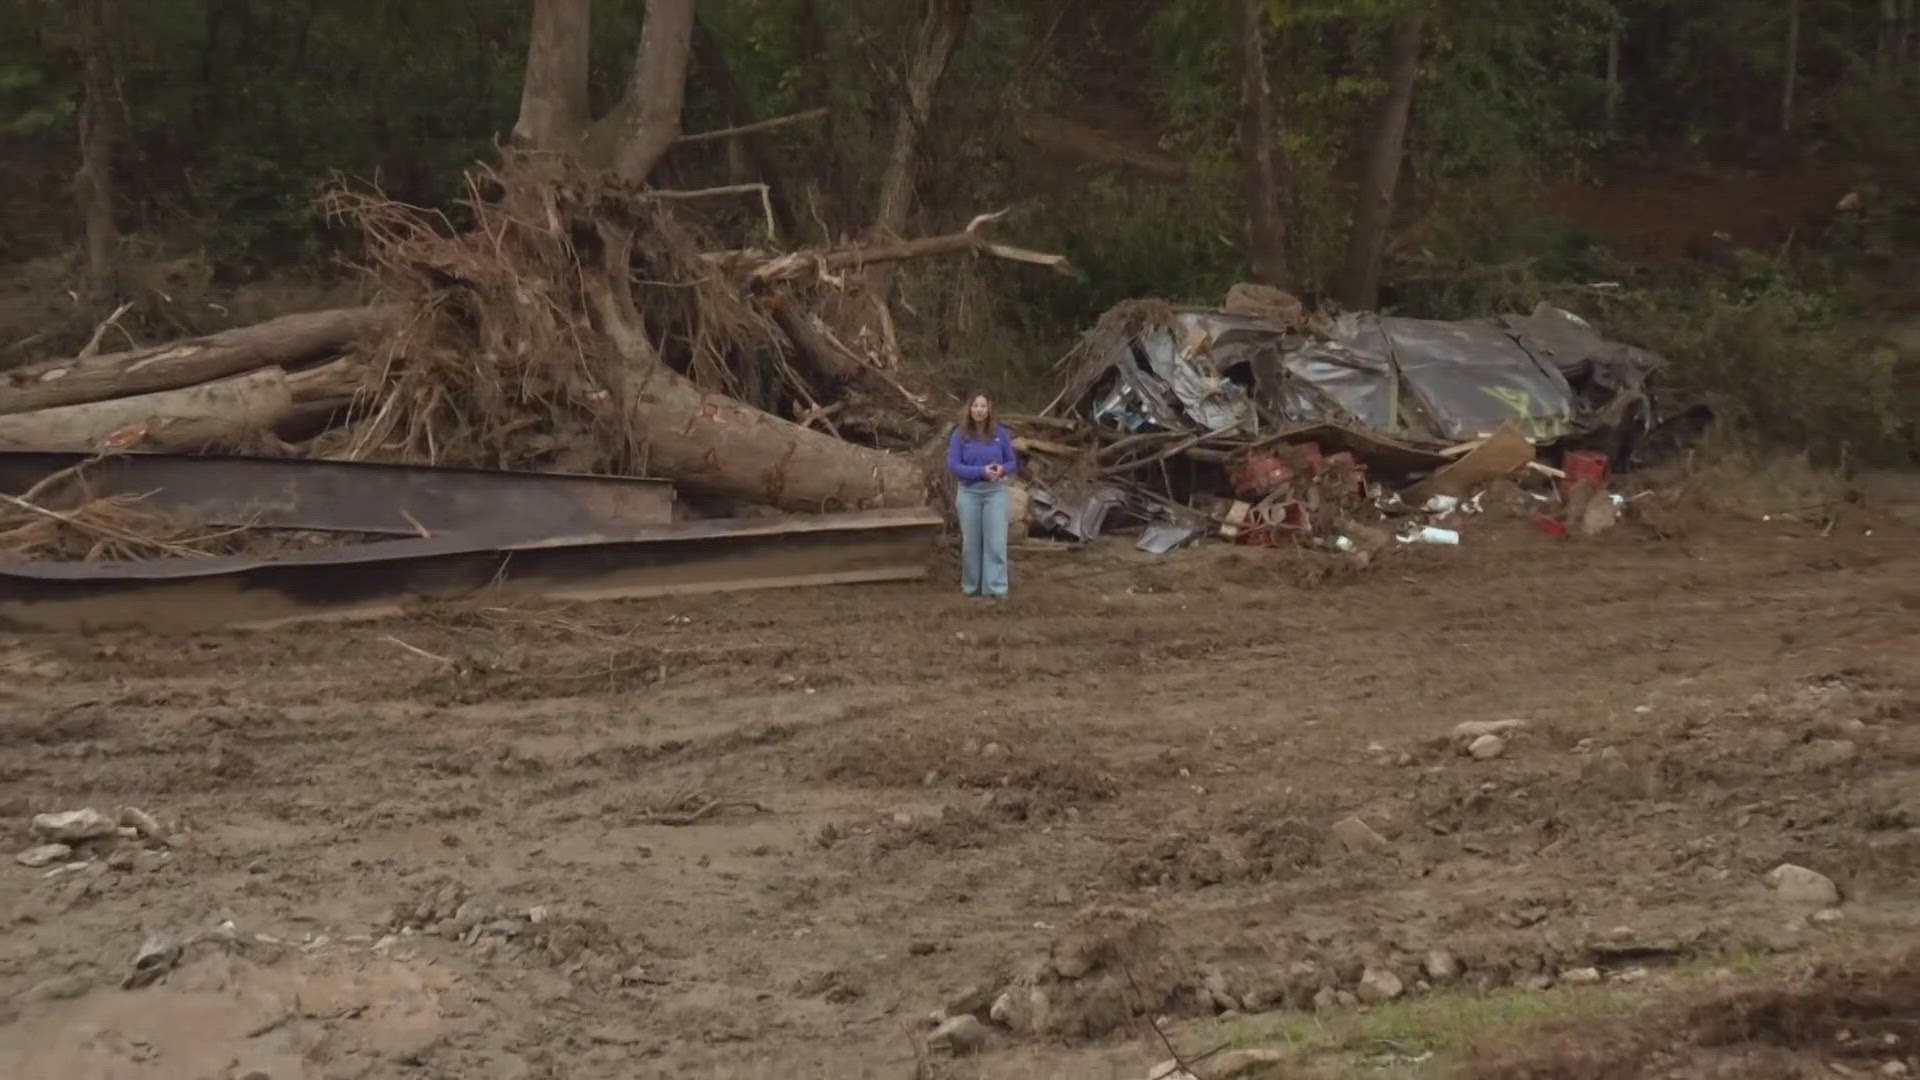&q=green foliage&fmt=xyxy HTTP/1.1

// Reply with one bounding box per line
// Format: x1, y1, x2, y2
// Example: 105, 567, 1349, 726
0, 59, 70, 136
